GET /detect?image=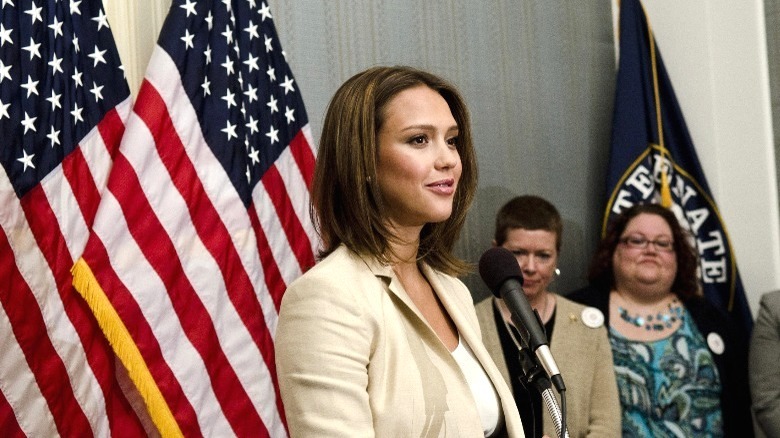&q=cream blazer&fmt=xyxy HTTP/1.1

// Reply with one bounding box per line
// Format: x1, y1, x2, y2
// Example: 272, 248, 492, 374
475, 295, 620, 438
275, 246, 524, 437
